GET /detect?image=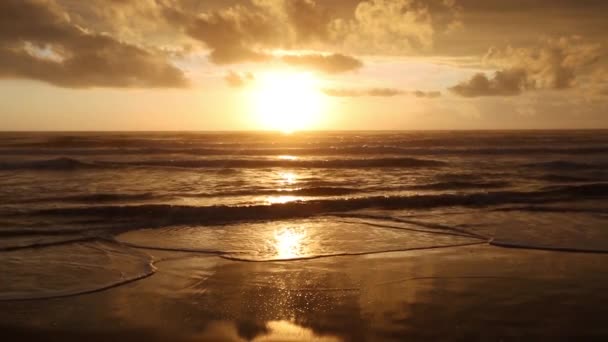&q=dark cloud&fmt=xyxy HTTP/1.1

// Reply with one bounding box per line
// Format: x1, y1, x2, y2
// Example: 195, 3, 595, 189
0, 0, 187, 88
208, 45, 270, 65
451, 37, 603, 97
413, 90, 442, 98
484, 37, 601, 89
323, 88, 402, 97
160, 1, 279, 64
224, 70, 254, 88
323, 87, 441, 98
450, 69, 530, 97
367, 88, 404, 97
321, 88, 358, 97
282, 53, 363, 74
286, 0, 331, 43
